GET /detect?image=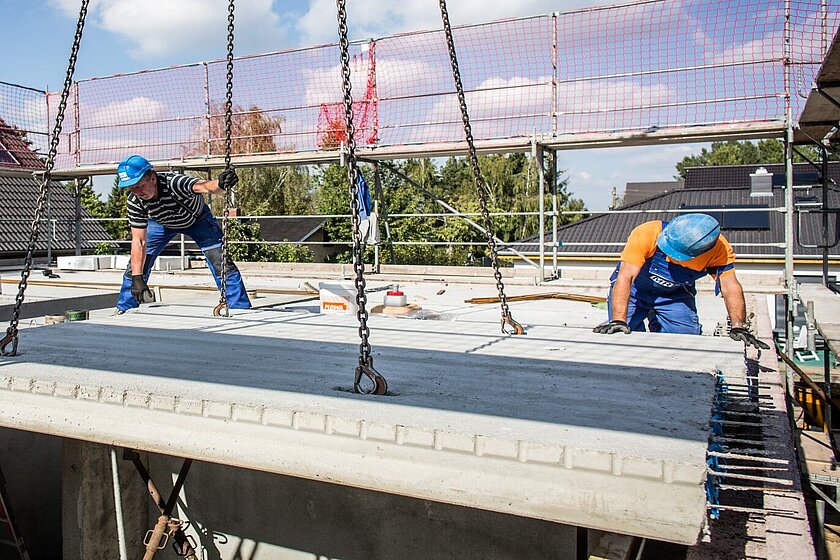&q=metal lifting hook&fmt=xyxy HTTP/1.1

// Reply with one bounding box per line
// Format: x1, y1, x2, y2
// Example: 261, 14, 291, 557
212, 301, 230, 318
354, 359, 388, 395
0, 328, 18, 356
501, 315, 524, 336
